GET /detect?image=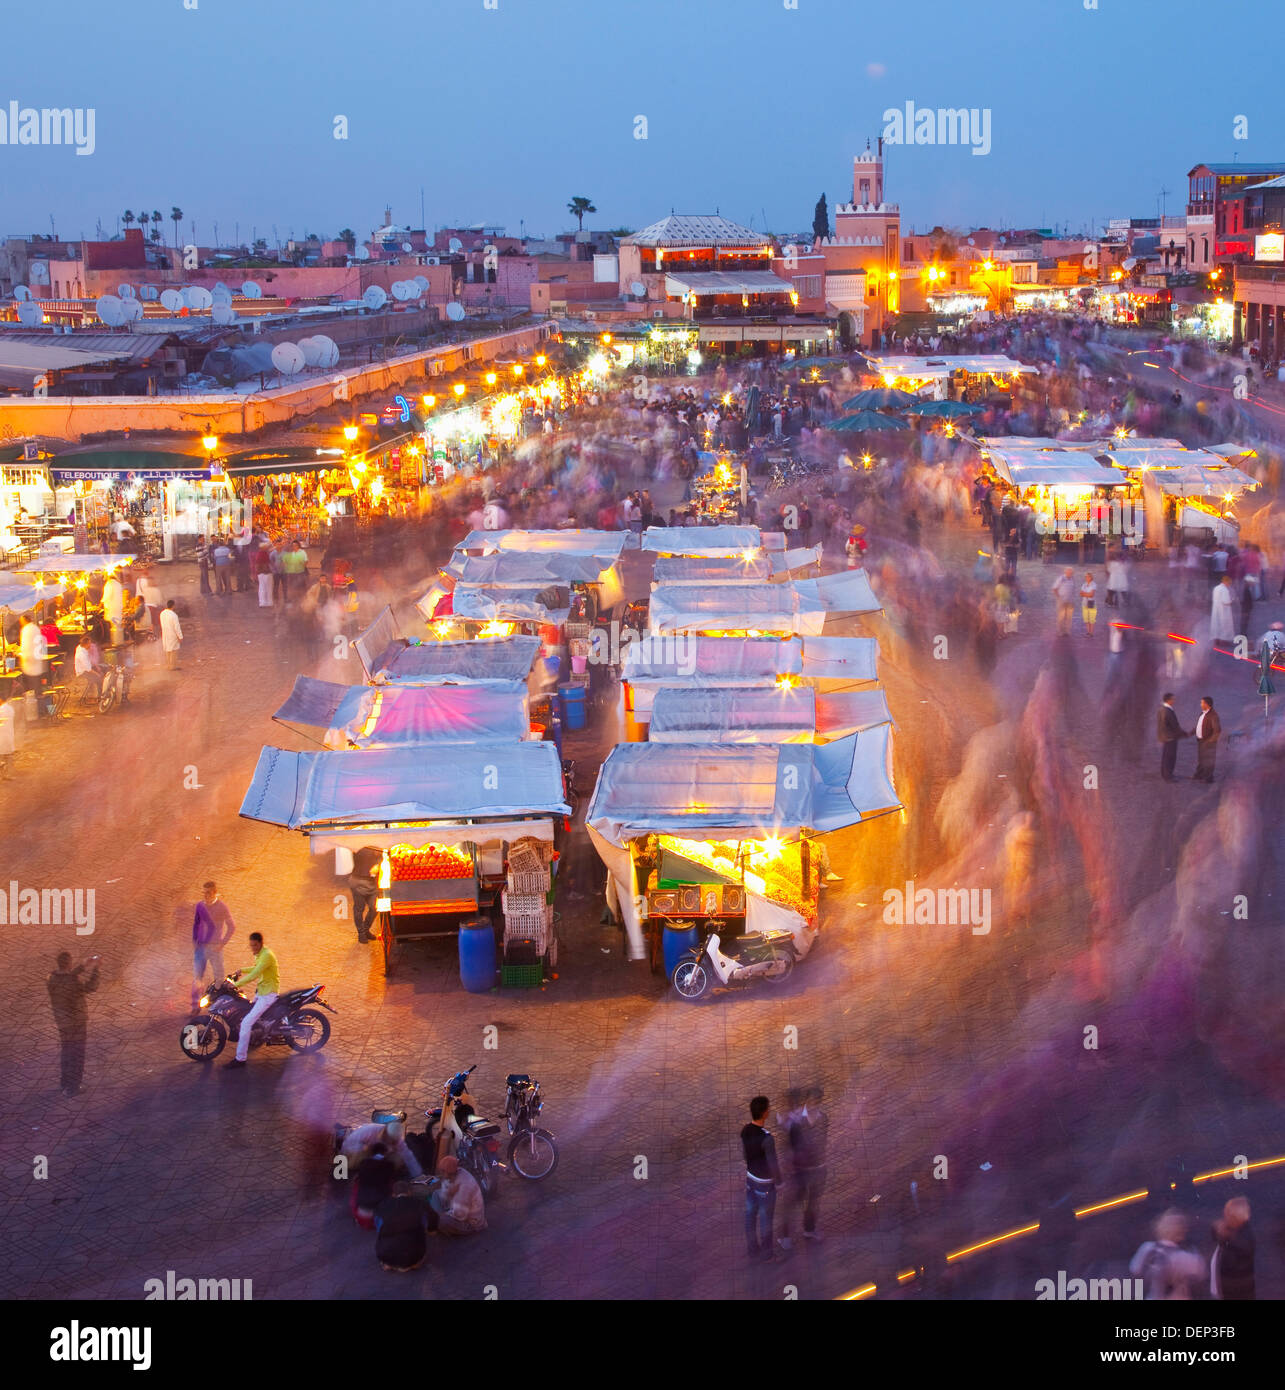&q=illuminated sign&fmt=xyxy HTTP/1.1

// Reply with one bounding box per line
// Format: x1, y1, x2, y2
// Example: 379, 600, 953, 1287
393, 394, 411, 422
1255, 233, 1284, 263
